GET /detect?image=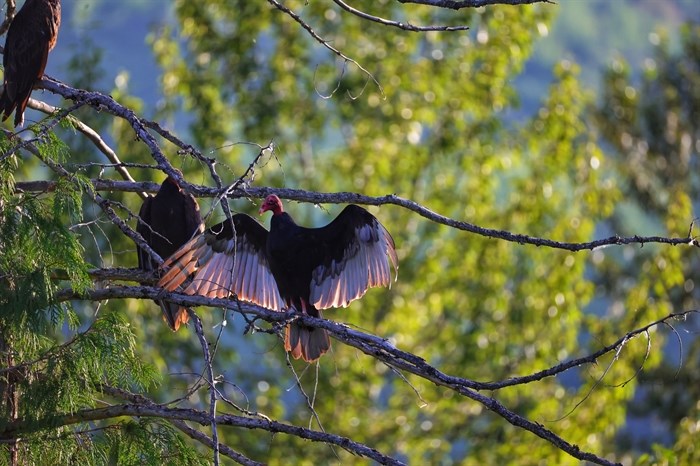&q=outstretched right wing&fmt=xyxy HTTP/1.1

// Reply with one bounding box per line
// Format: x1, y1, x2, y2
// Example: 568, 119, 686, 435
159, 214, 283, 311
